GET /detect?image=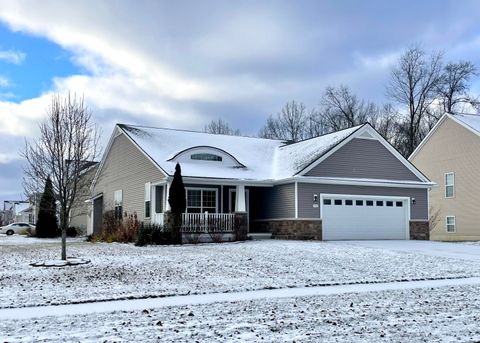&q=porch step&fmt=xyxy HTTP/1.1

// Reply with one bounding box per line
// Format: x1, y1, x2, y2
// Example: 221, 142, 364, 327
248, 233, 272, 240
